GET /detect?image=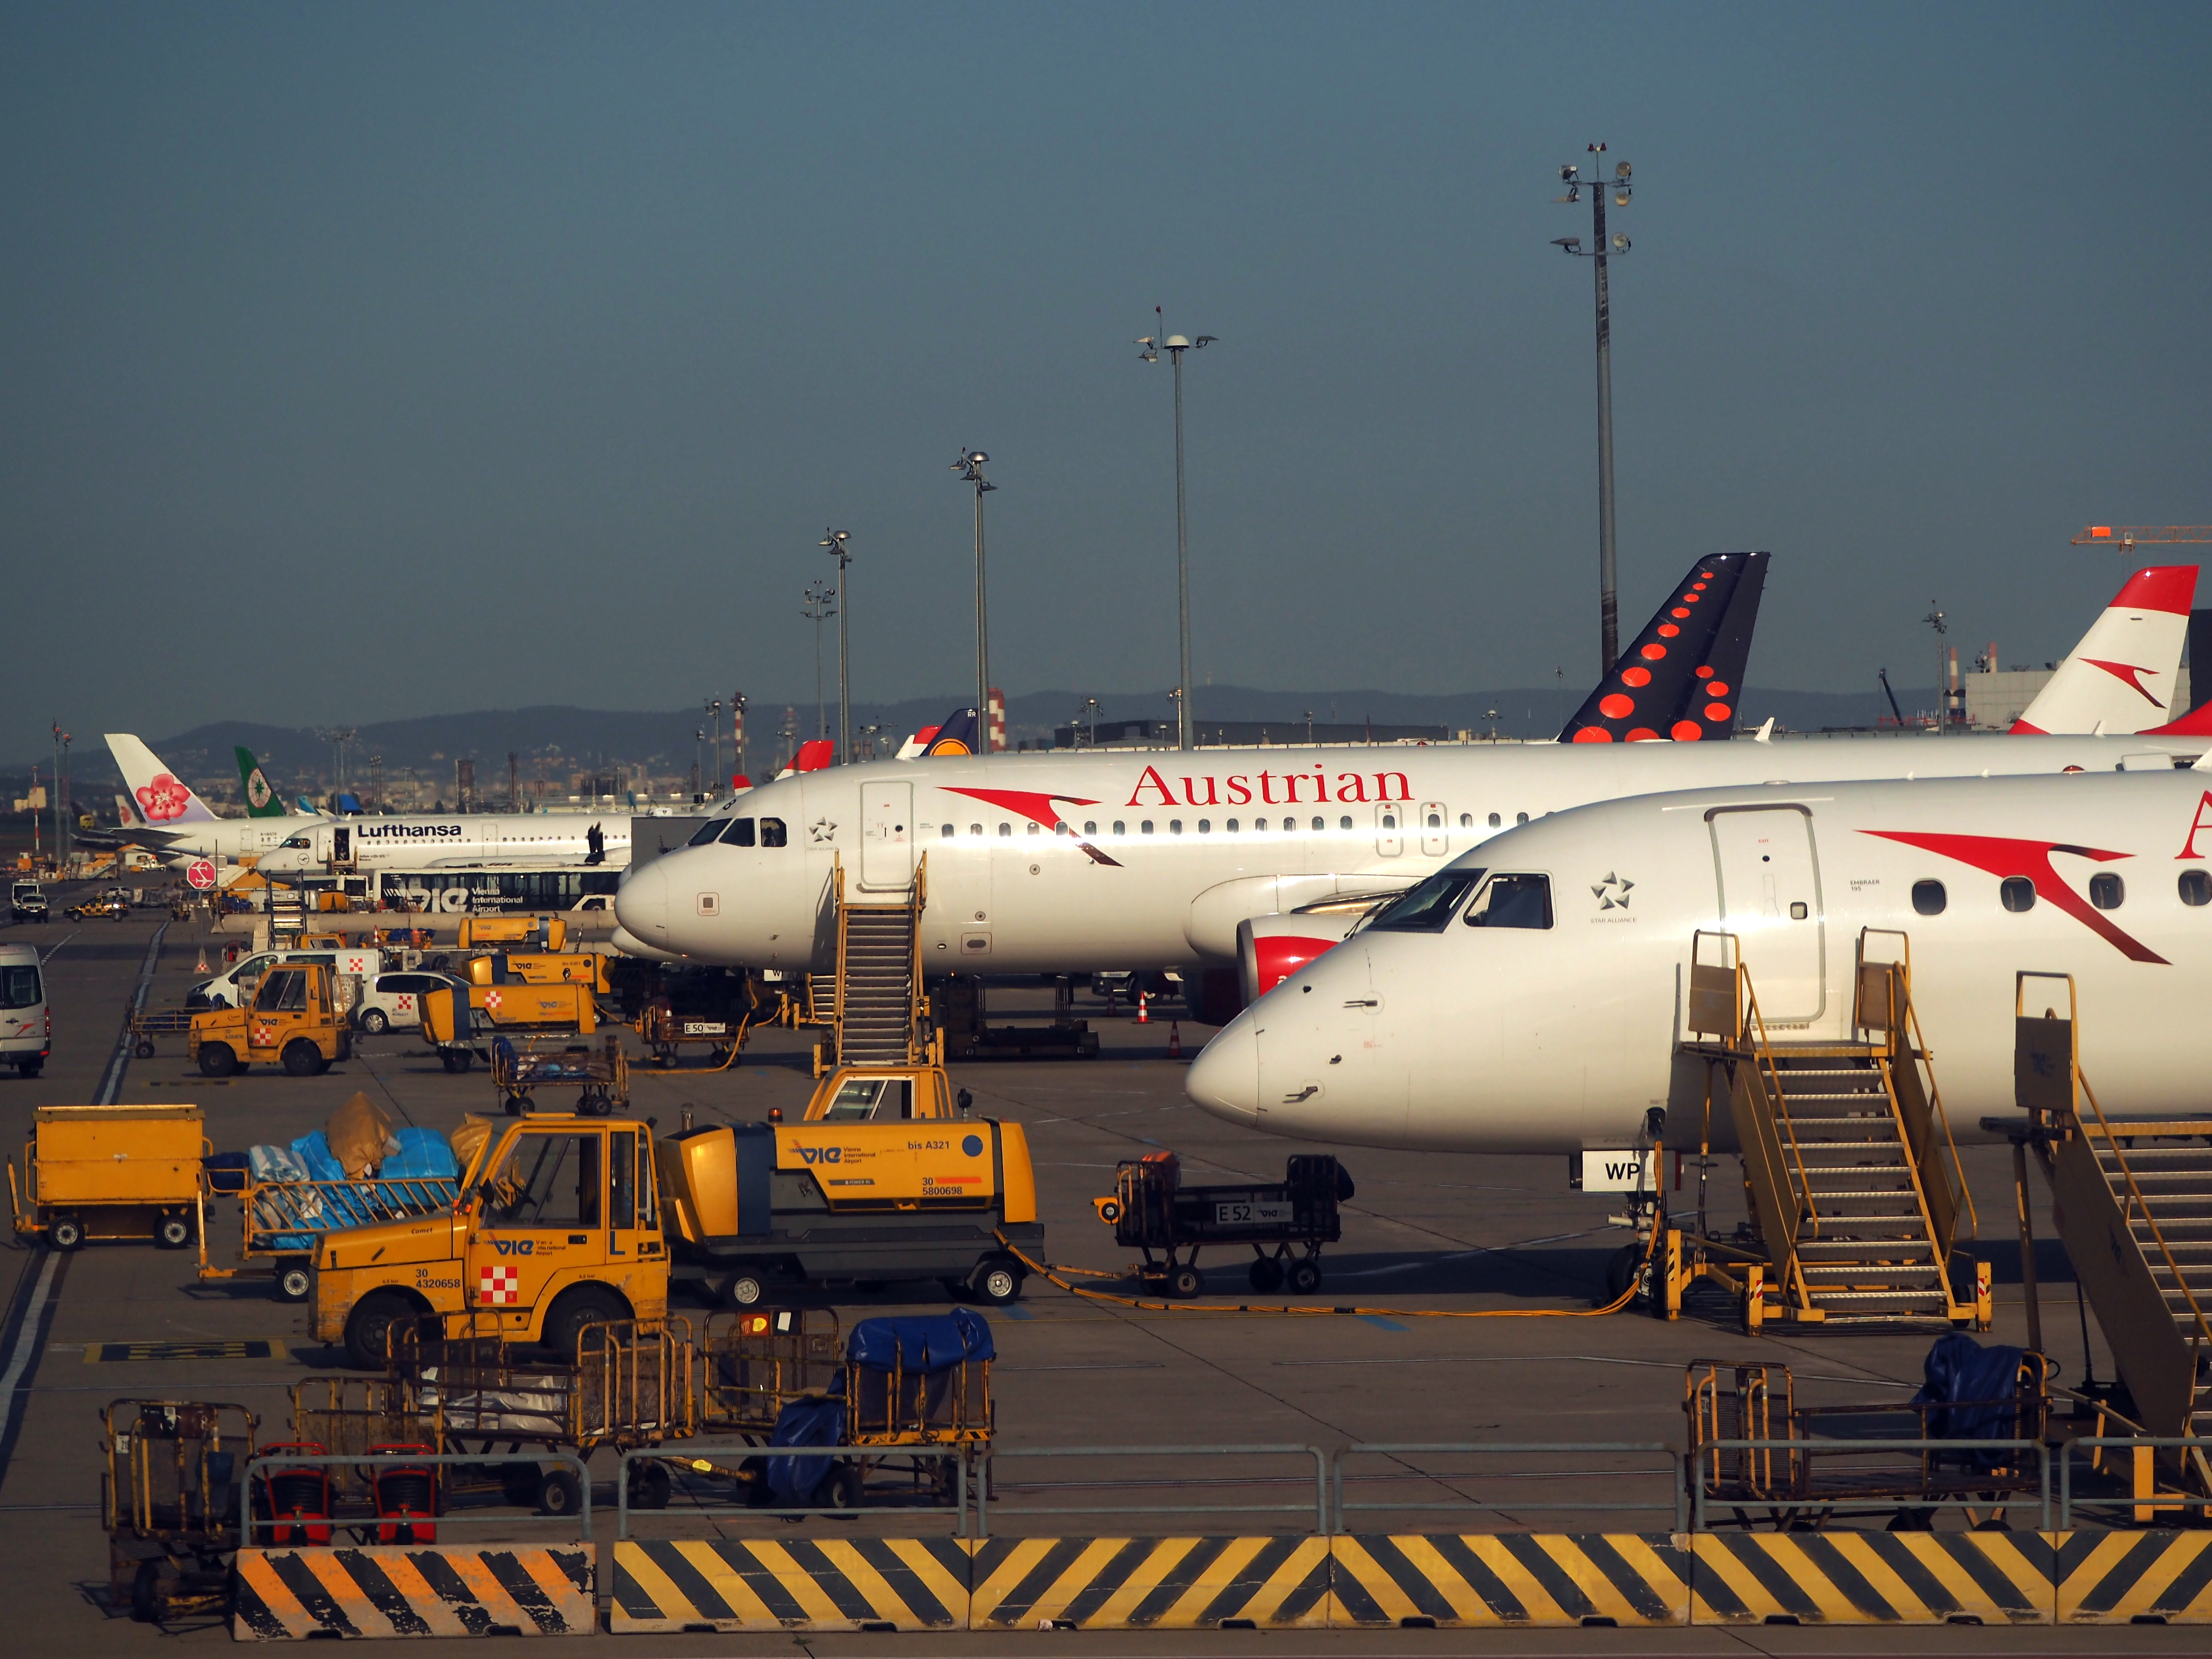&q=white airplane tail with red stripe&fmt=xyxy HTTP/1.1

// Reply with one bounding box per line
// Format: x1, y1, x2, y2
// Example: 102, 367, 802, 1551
2011, 565, 2198, 734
